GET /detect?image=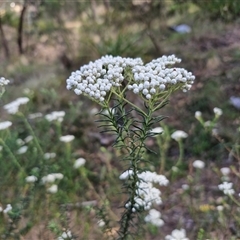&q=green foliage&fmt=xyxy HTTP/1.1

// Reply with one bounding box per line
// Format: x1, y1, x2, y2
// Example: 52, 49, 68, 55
1, 10, 18, 28
192, 0, 240, 21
